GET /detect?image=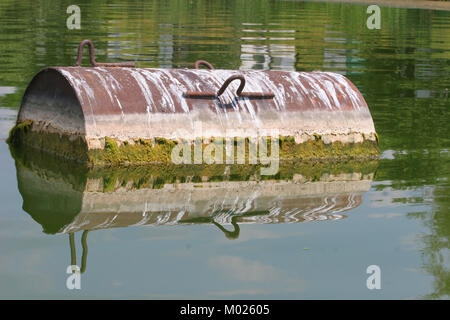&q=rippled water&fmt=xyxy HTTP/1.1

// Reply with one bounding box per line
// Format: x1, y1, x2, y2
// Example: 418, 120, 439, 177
0, 0, 449, 299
